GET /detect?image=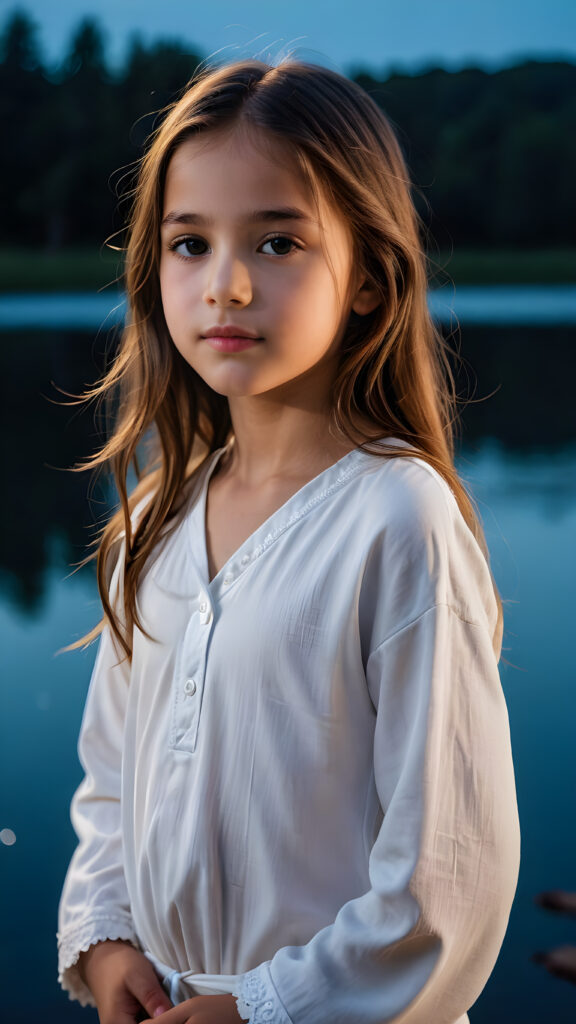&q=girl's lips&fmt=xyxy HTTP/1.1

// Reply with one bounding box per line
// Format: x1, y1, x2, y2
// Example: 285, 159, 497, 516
204, 335, 261, 353
202, 325, 263, 353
